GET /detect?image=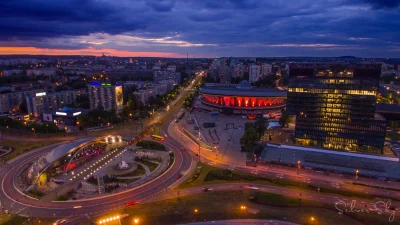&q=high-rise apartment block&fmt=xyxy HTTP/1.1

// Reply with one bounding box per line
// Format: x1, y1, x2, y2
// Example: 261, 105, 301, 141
232, 64, 245, 78
287, 63, 386, 153
88, 81, 123, 113
249, 65, 261, 83
0, 90, 40, 113
26, 90, 84, 117
261, 64, 273, 76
